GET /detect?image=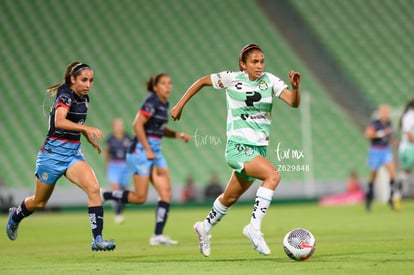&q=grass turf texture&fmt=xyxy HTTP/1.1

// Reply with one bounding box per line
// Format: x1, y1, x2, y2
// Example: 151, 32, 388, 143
1, 200, 413, 274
